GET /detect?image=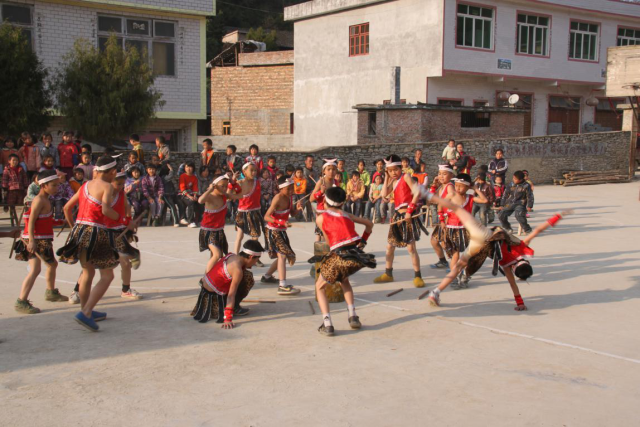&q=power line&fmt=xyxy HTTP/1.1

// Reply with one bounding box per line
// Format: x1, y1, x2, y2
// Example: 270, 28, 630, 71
217, 1, 284, 15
